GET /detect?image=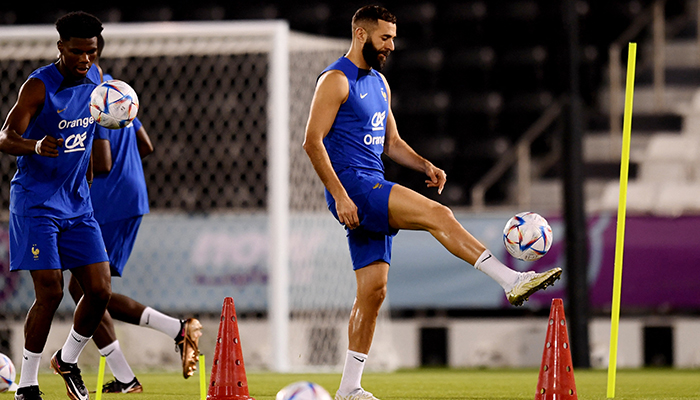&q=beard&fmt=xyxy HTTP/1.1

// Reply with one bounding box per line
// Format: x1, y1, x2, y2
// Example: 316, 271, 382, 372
362, 41, 390, 71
